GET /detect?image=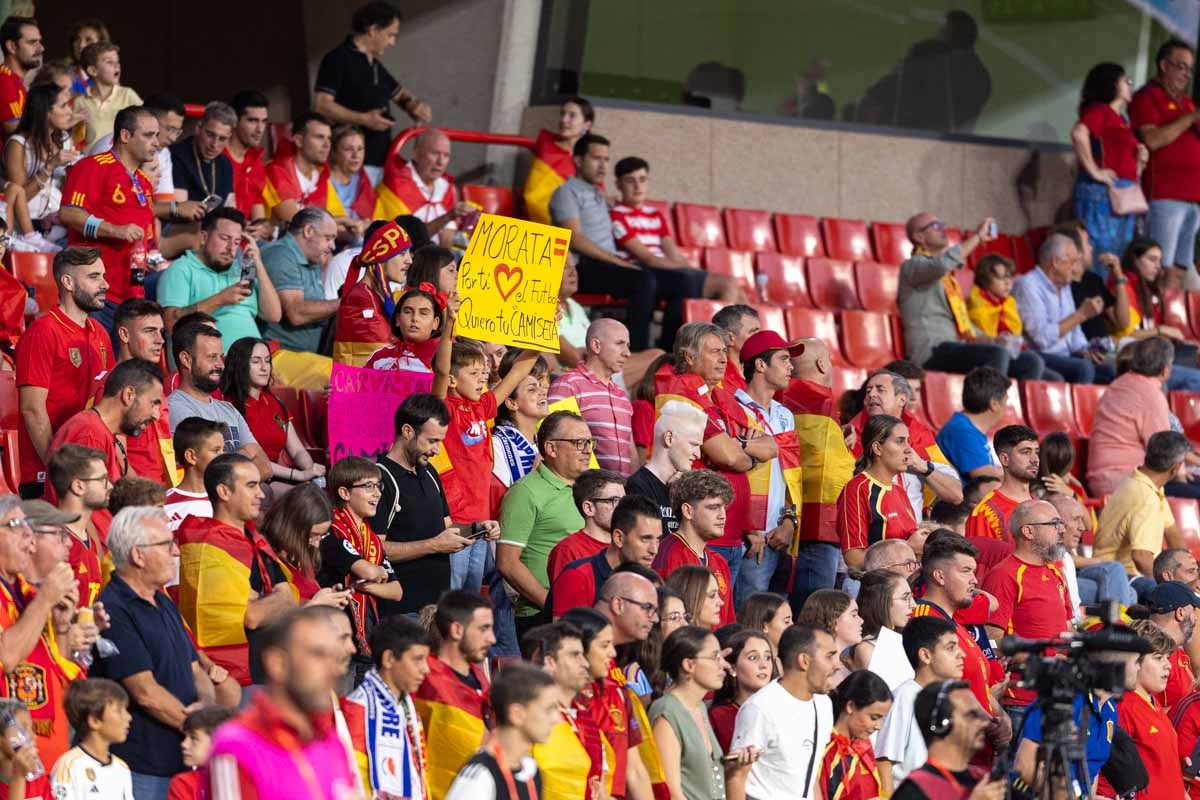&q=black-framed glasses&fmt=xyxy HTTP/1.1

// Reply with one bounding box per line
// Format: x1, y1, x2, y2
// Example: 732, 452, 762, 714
1027, 519, 1065, 529
78, 474, 111, 485
917, 220, 946, 233
885, 559, 920, 571
589, 496, 623, 506
619, 596, 658, 616
352, 481, 383, 492
549, 438, 595, 453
